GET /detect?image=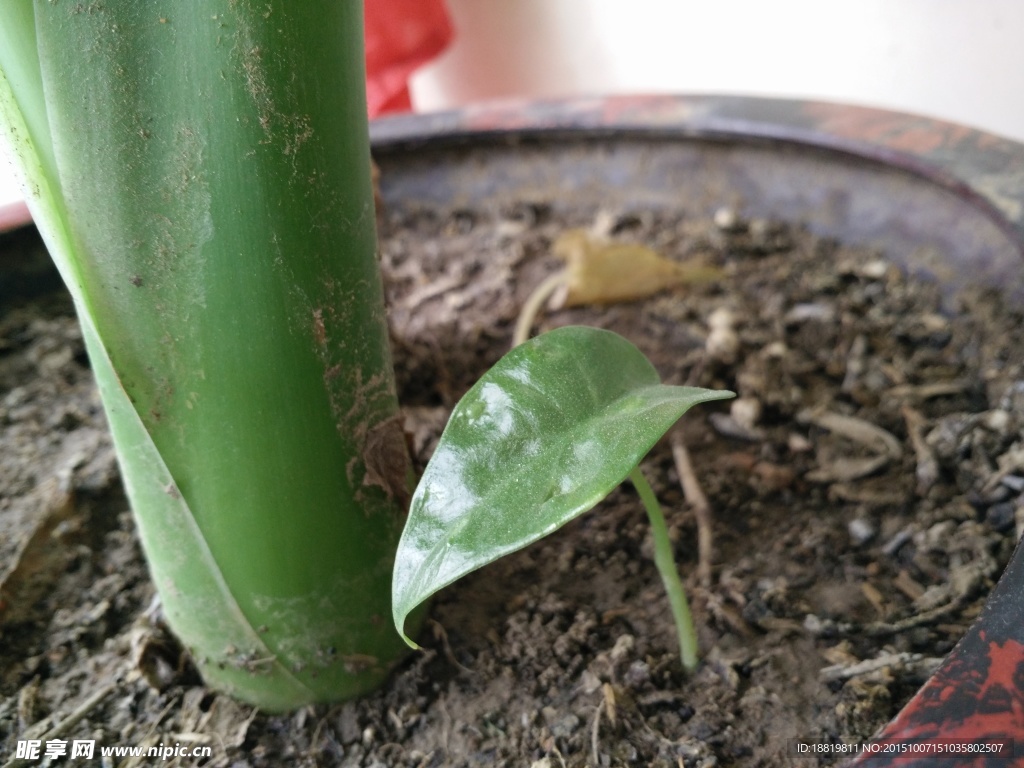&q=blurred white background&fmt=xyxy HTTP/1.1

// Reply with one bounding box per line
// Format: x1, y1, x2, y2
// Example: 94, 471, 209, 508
411, 0, 1024, 139
4, 0, 1024, 226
